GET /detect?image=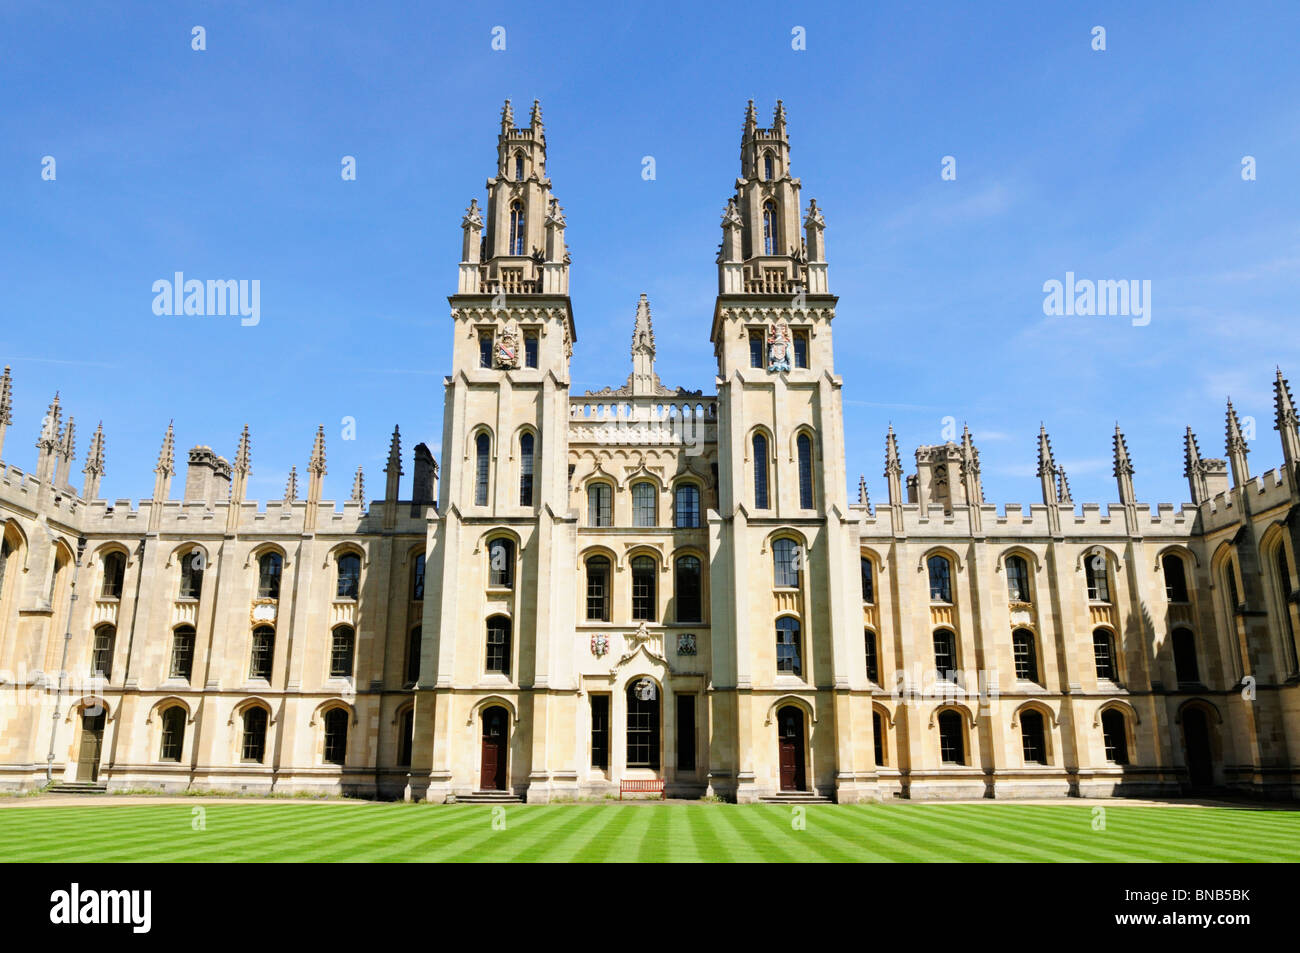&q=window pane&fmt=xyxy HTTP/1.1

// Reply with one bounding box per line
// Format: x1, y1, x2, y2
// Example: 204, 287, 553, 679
928, 556, 951, 602
793, 332, 808, 369
860, 557, 873, 603
519, 433, 534, 506
170, 627, 195, 680
631, 556, 656, 621
1163, 554, 1189, 602
586, 557, 610, 621
933, 629, 956, 681
776, 618, 802, 676
1093, 630, 1114, 681
632, 483, 656, 527
330, 626, 354, 678
475, 434, 491, 506
588, 484, 611, 527
1013, 629, 1038, 682
259, 553, 282, 598
797, 434, 814, 509
489, 539, 514, 588
749, 332, 764, 368
337, 553, 360, 600
675, 556, 702, 623
753, 434, 769, 508
864, 629, 878, 683
486, 618, 511, 675
773, 539, 800, 588
590, 695, 610, 770
412, 554, 425, 601
674, 485, 699, 528
524, 333, 539, 368
250, 627, 275, 680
